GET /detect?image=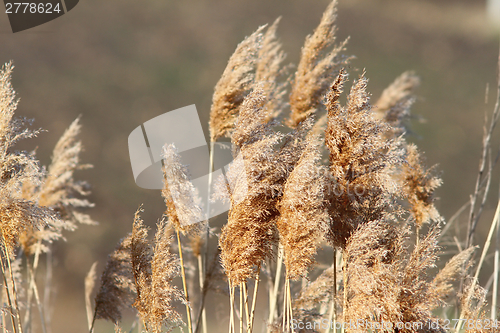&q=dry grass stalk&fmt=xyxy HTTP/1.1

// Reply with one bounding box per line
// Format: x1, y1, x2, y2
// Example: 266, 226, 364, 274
459, 280, 488, 331
209, 26, 265, 142
466, 52, 500, 251
324, 69, 403, 249
287, 0, 349, 128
